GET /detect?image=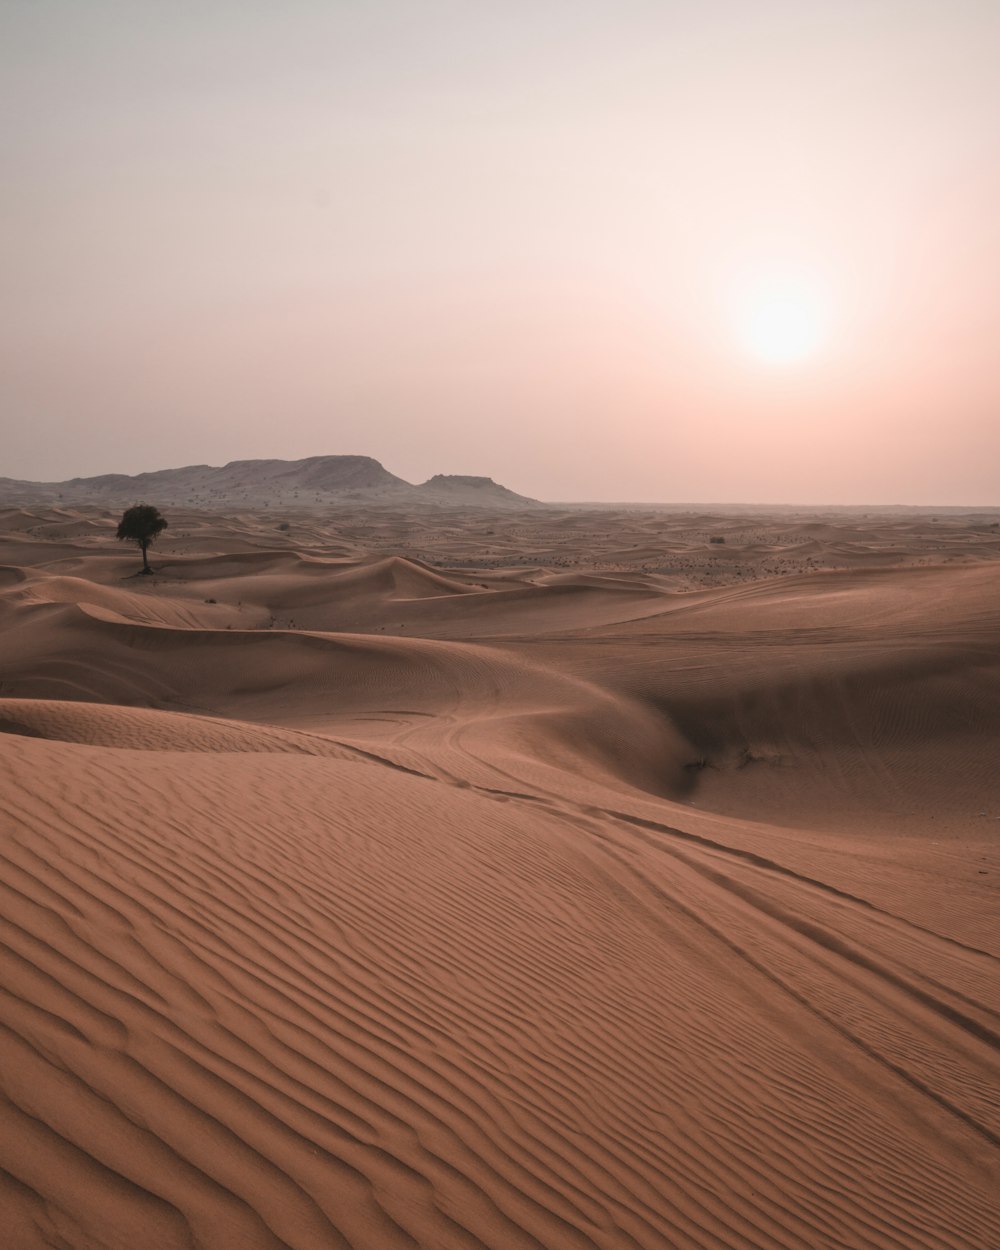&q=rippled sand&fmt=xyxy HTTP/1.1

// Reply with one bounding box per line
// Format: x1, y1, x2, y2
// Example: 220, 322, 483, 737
1, 503, 998, 1249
